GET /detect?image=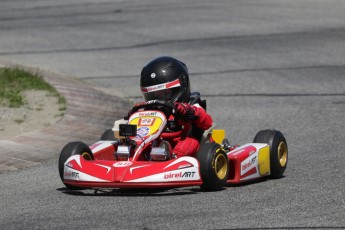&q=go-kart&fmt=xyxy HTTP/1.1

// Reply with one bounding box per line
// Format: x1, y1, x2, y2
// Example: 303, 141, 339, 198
58, 100, 288, 191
